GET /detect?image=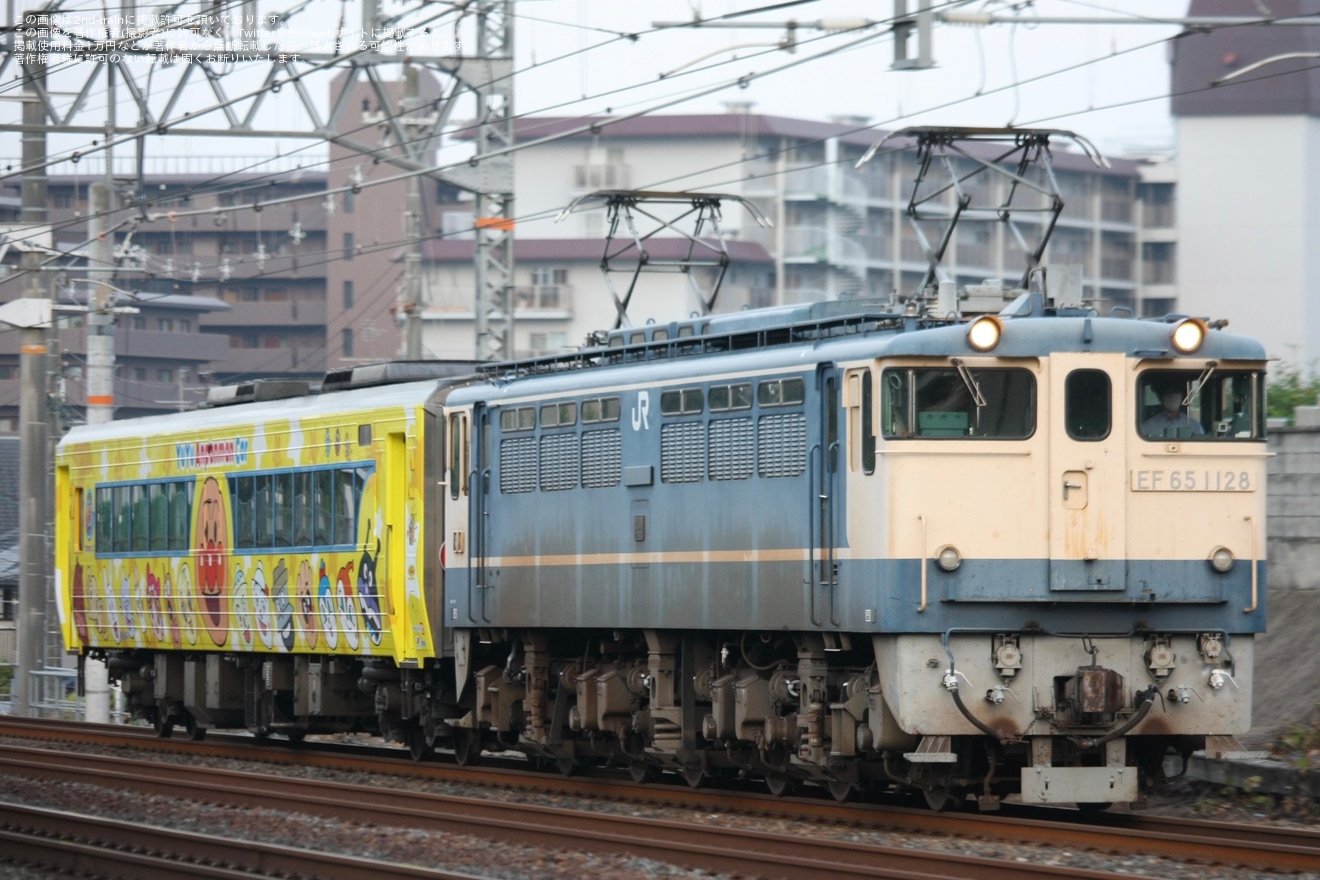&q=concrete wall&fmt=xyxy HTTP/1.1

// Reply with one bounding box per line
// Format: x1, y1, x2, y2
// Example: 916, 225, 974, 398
1266, 406, 1320, 589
